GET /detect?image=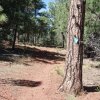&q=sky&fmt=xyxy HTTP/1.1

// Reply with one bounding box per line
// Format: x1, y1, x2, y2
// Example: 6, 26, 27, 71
43, 0, 54, 10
